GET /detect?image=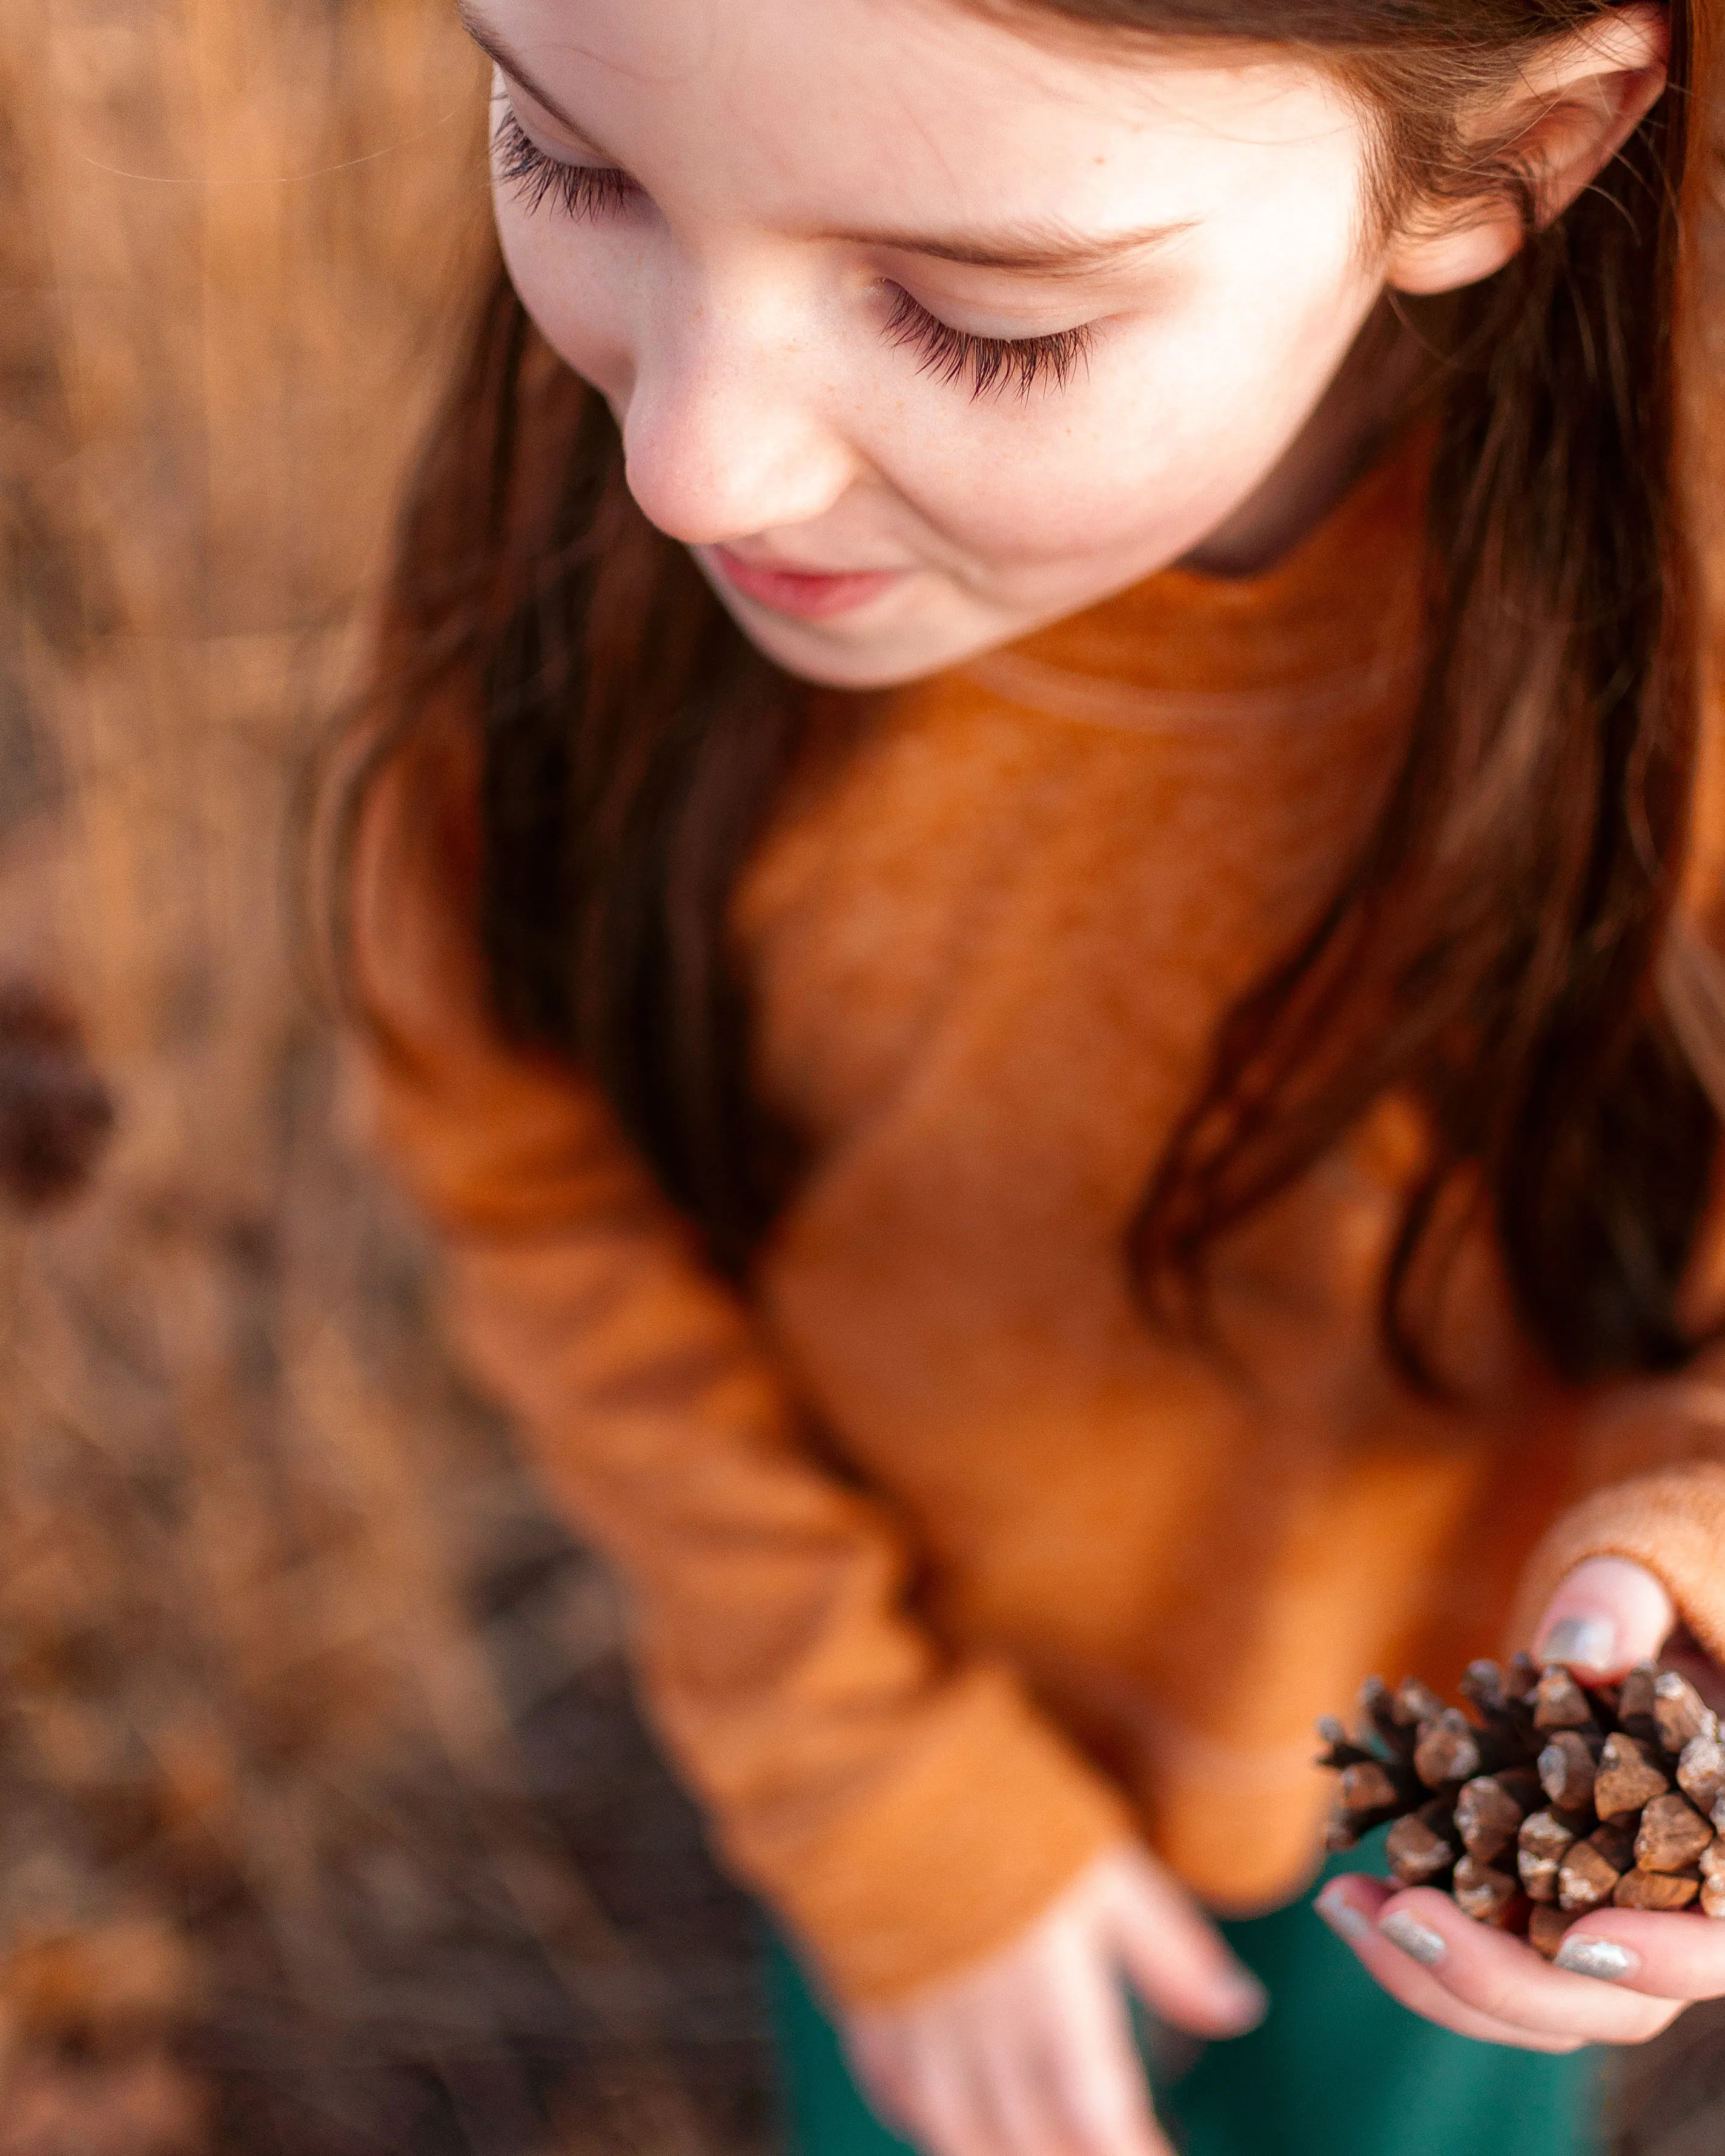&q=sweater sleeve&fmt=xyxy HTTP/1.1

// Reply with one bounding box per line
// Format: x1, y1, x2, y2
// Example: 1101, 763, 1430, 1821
1509, 1367, 1725, 1665
1509, 911, 1725, 1657
342, 739, 1133, 2008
